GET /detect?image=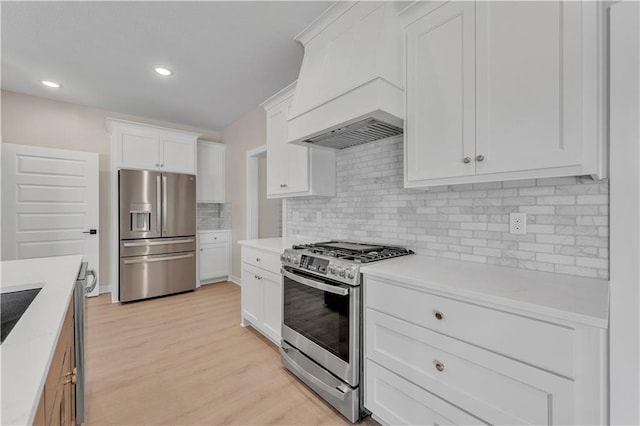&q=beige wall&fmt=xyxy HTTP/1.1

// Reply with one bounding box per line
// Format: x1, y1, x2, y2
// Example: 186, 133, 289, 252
222, 107, 267, 278
1, 90, 221, 287
258, 157, 281, 239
